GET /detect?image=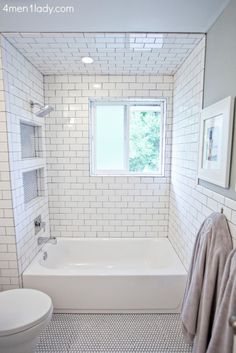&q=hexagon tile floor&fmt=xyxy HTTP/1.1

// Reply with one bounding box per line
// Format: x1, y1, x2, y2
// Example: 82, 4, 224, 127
36, 313, 192, 353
